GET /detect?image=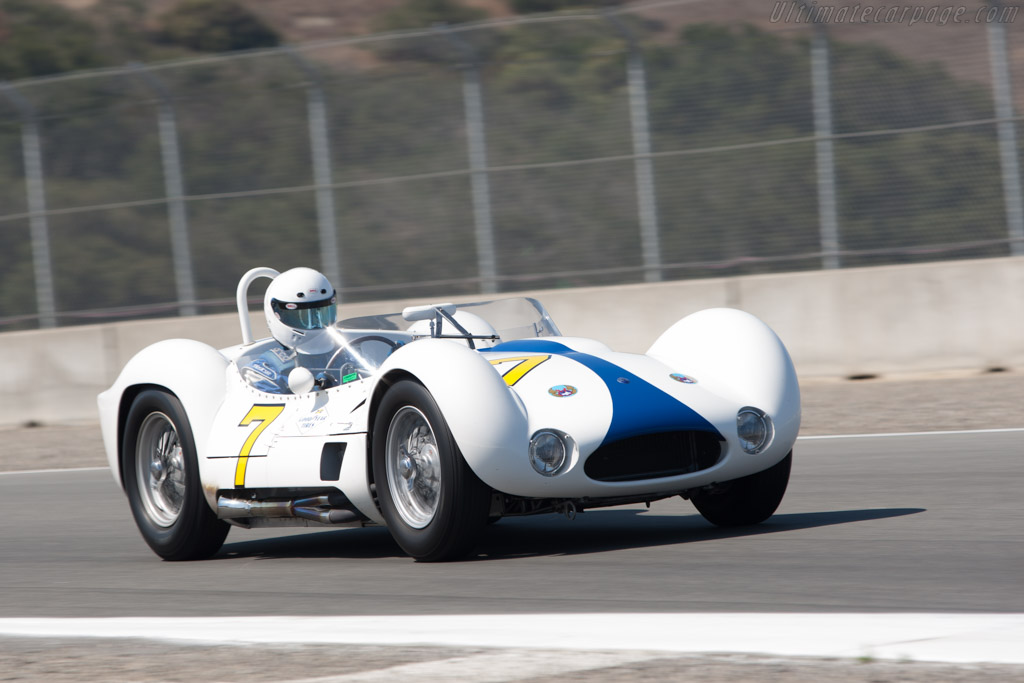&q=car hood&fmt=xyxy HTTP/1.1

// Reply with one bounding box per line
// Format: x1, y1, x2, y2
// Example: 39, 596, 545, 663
482, 338, 724, 450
